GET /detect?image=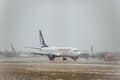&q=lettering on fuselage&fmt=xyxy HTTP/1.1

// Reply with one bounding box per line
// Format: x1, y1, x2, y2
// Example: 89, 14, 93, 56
58, 48, 70, 52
